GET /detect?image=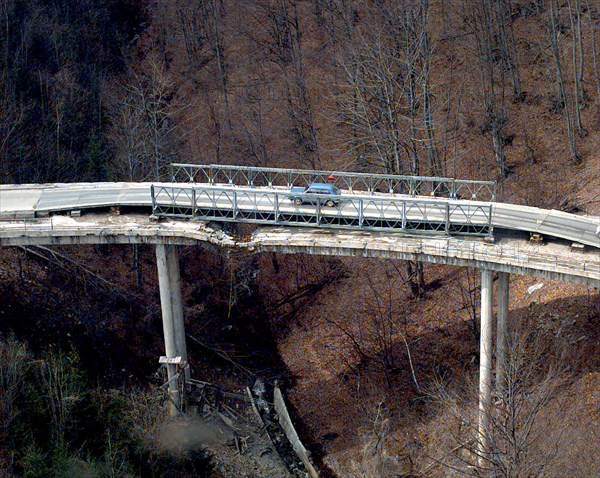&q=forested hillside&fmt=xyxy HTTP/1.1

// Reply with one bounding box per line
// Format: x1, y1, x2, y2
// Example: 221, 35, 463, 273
0, 0, 599, 477
1, 0, 599, 208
